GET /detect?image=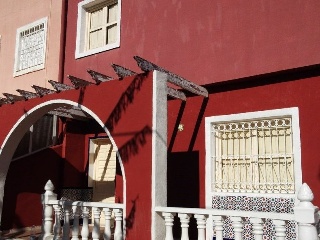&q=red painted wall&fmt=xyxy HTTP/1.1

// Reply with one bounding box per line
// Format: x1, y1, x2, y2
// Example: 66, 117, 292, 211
0, 73, 154, 238
63, 0, 320, 86
63, 132, 87, 187
168, 73, 320, 208
2, 146, 63, 230
1, 67, 320, 239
